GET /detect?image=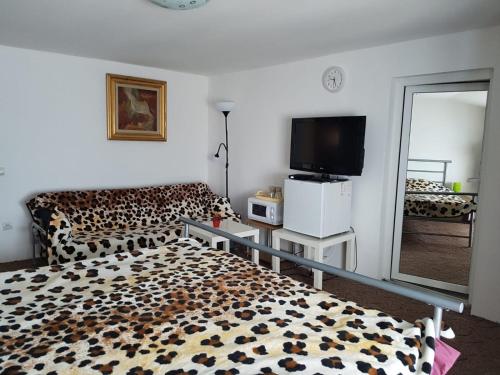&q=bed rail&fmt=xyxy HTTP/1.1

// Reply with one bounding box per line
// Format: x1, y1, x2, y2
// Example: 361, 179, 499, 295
407, 158, 452, 185
180, 217, 464, 337
405, 191, 478, 196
